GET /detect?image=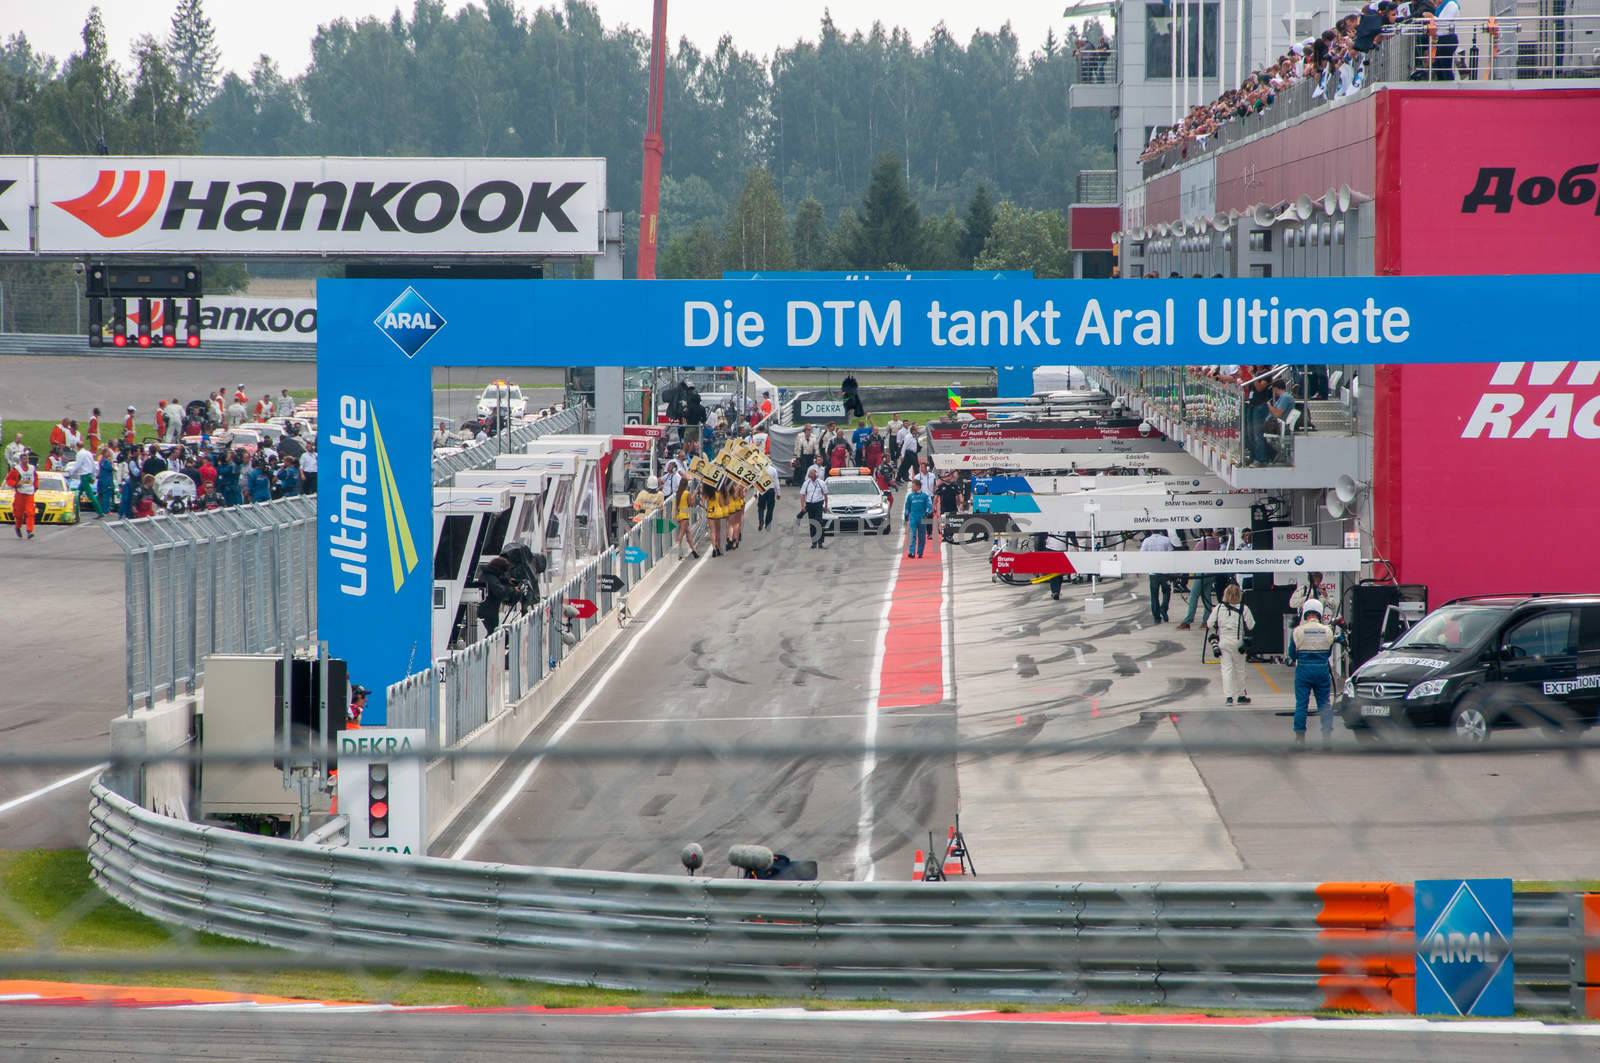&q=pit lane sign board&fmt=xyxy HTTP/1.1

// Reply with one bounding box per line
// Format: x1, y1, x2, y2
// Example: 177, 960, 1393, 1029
0, 157, 31, 253
1024, 474, 1233, 495
982, 494, 1256, 531
1057, 548, 1363, 574
28, 155, 605, 256
1415, 879, 1513, 1016
336, 728, 426, 856
932, 451, 1194, 472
